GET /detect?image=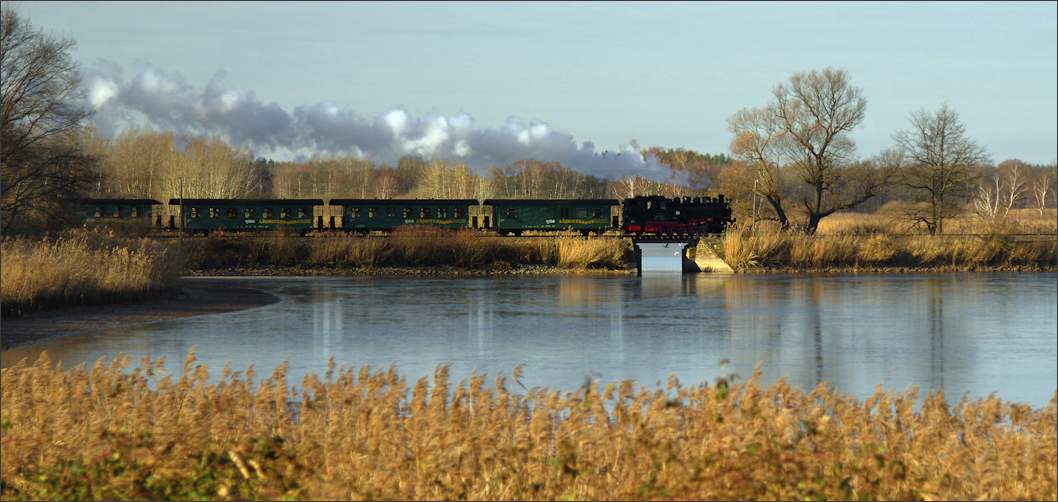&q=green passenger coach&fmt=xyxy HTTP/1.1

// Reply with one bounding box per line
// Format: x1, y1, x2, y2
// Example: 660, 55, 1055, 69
483, 199, 619, 236
66, 198, 164, 228
169, 198, 324, 234
330, 199, 479, 233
